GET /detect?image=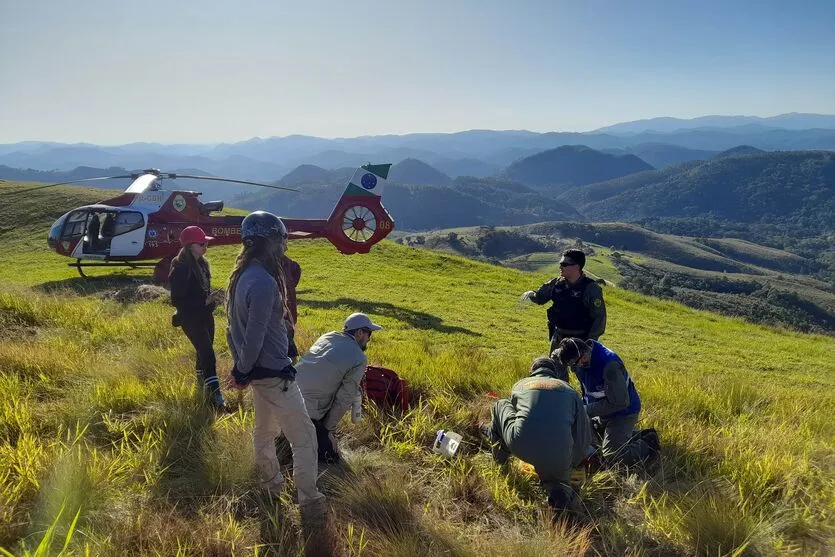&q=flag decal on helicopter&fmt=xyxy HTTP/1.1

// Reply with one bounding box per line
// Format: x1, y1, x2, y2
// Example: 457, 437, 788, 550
346, 164, 390, 197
